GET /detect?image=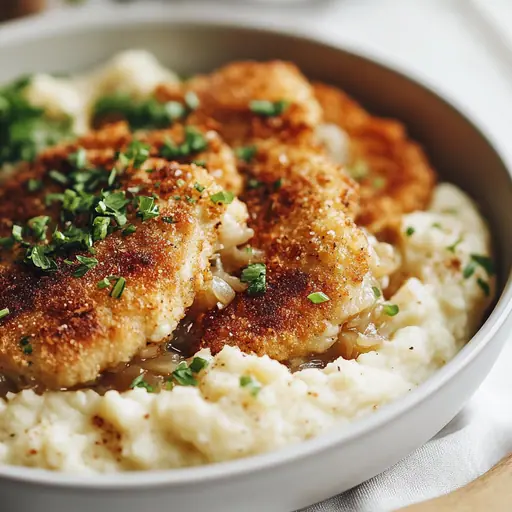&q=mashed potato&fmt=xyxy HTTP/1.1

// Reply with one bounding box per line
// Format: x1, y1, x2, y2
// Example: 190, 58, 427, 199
0, 184, 493, 472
